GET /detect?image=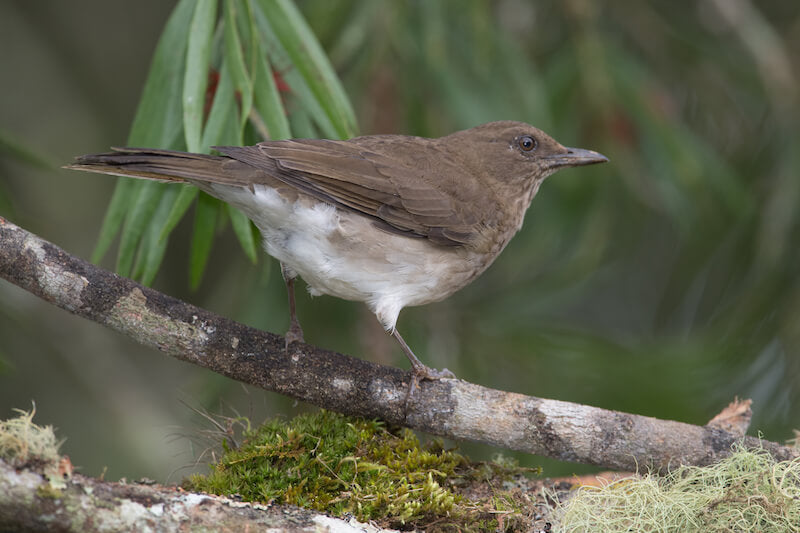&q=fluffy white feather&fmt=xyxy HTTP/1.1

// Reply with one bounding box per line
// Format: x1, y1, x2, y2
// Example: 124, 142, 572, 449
210, 183, 480, 331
